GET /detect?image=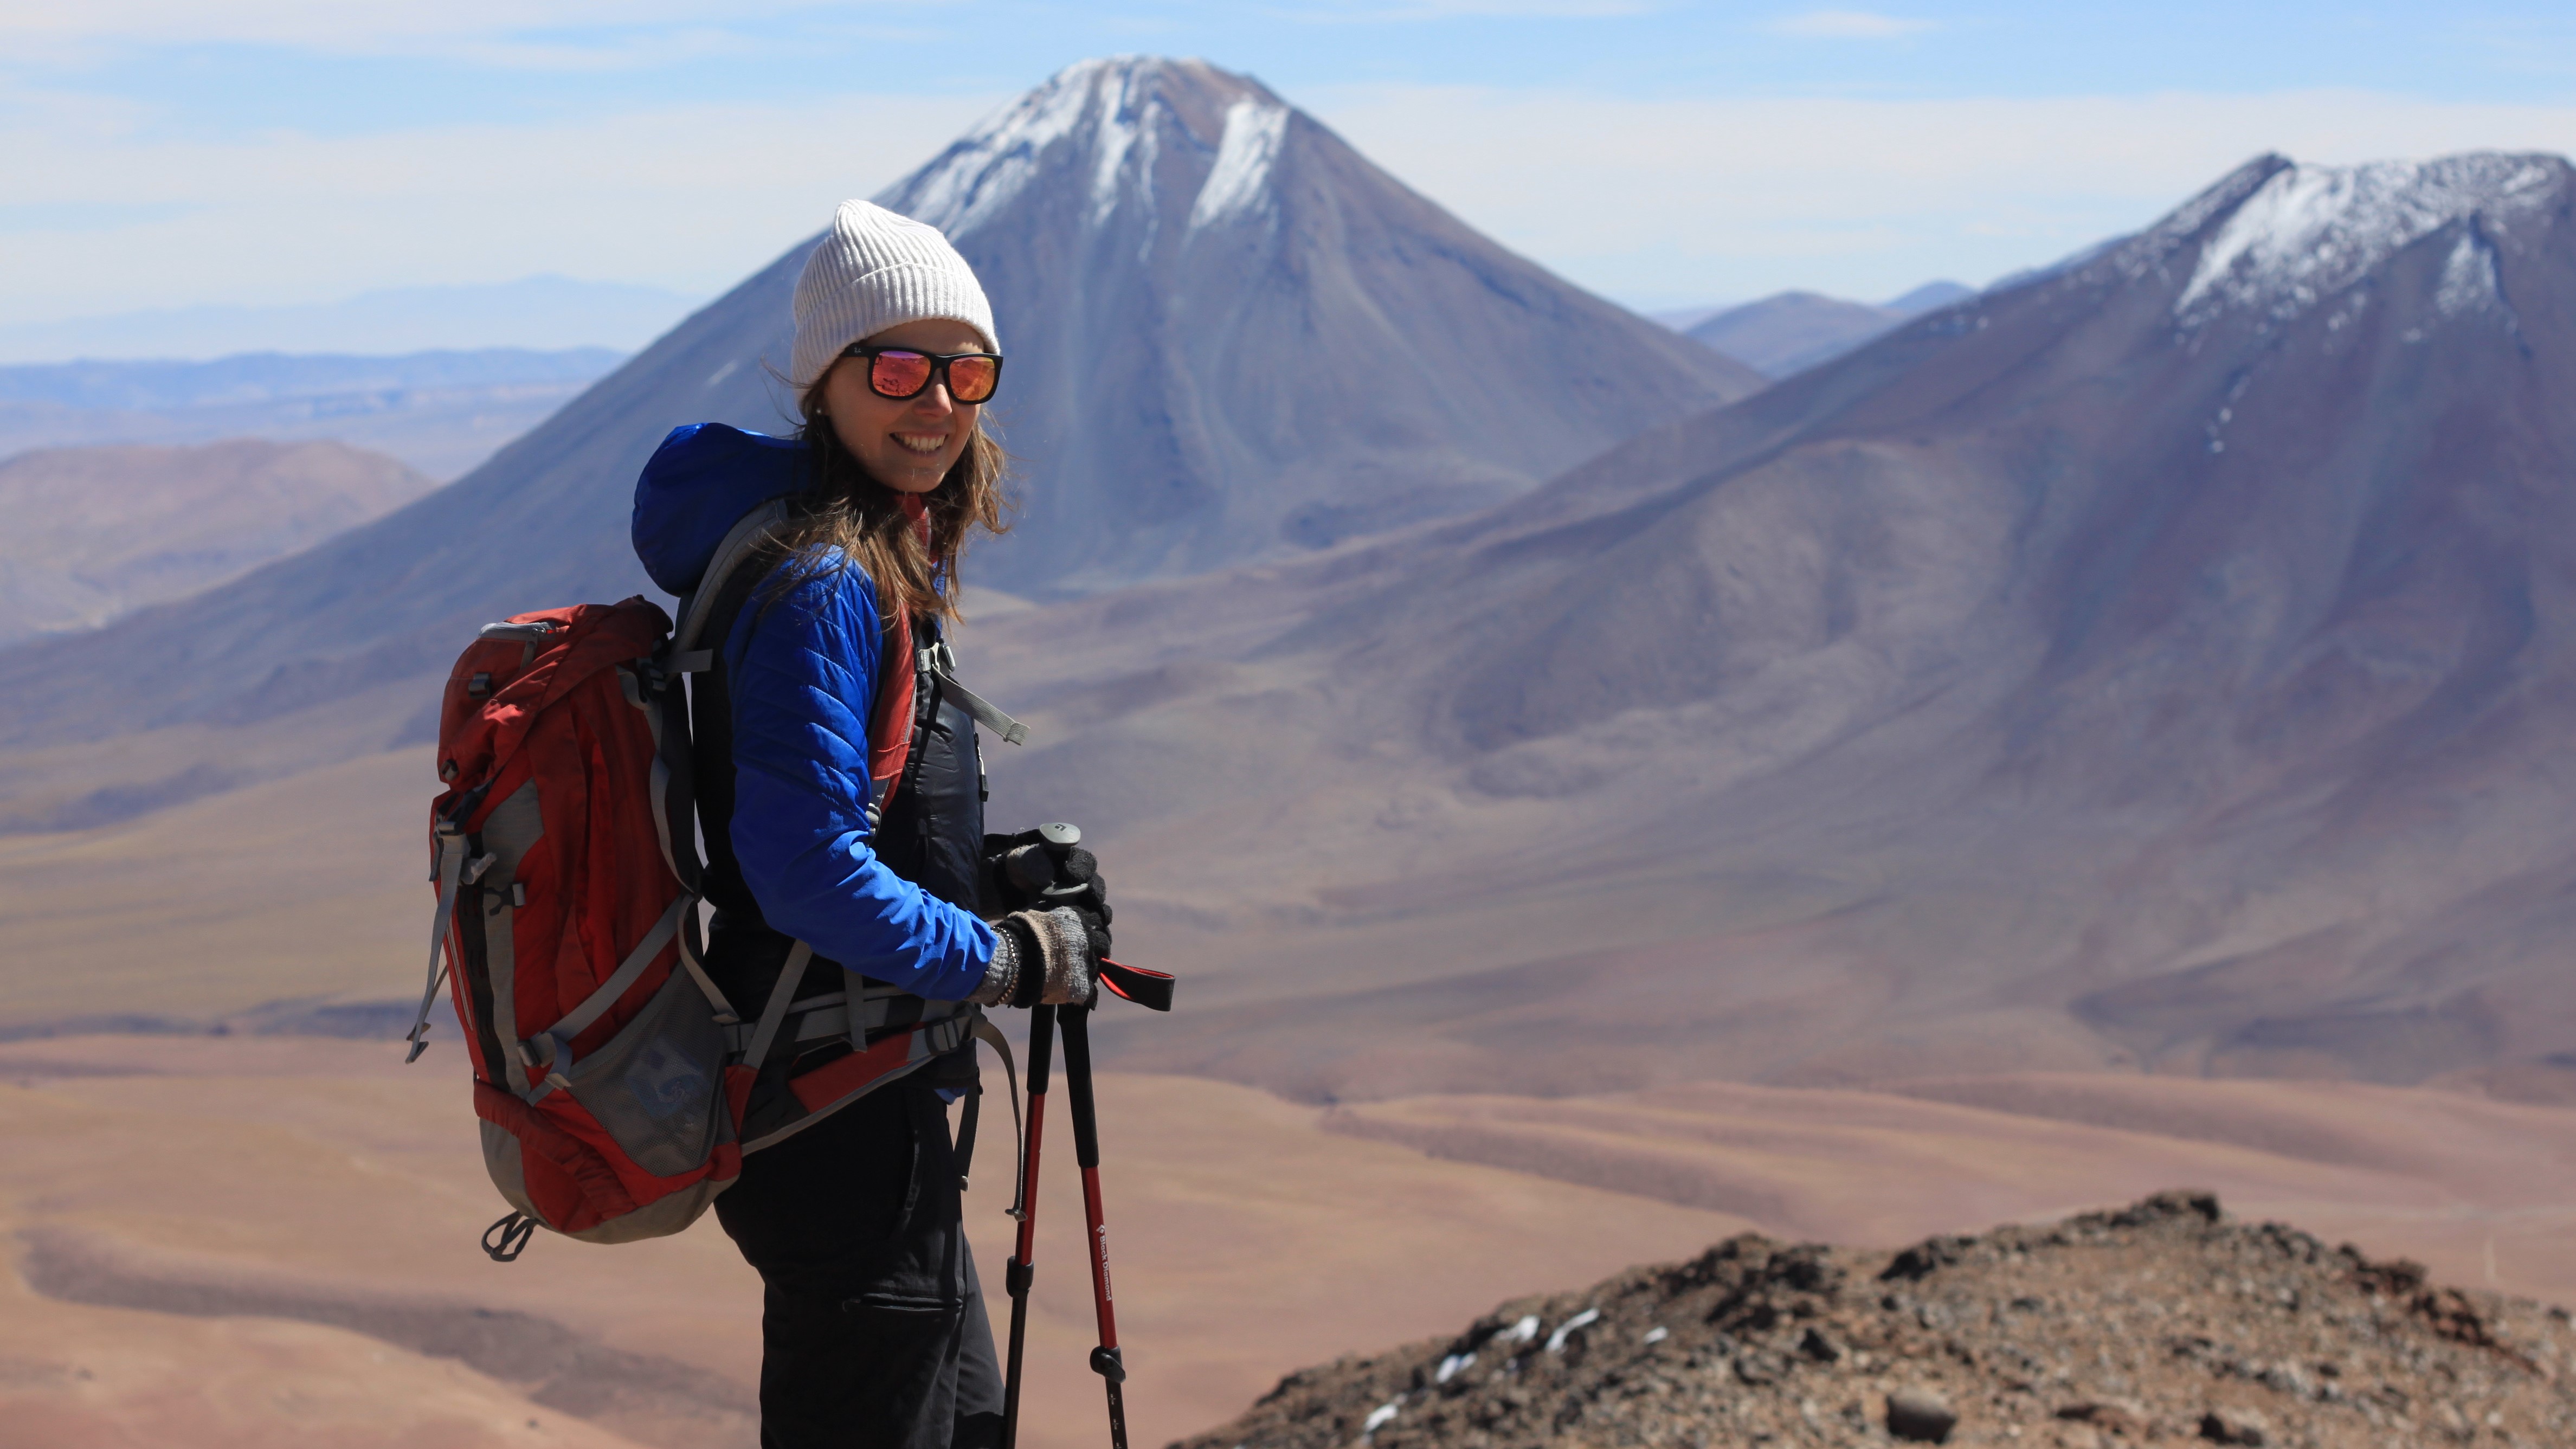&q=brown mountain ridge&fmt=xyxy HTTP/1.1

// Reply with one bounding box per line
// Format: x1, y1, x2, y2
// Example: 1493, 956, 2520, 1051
1182, 1191, 2575, 1448
0, 438, 434, 650
952, 149, 2576, 1098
